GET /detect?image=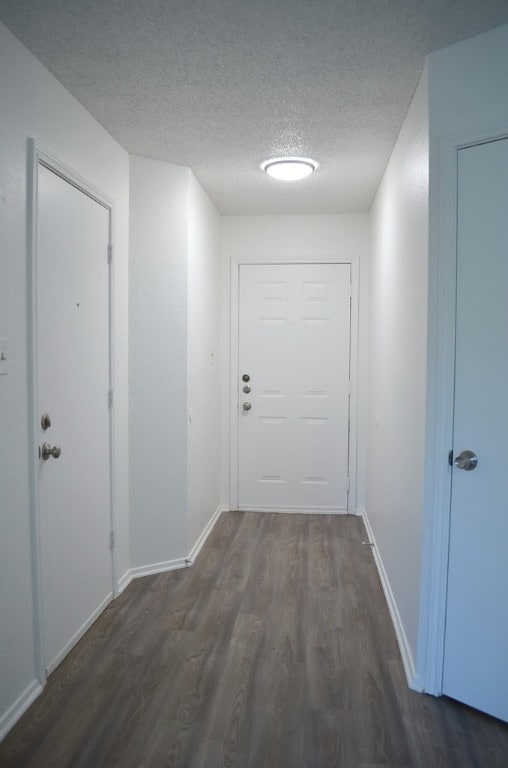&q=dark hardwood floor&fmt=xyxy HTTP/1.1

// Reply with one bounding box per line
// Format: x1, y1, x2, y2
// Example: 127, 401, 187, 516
1, 511, 507, 767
